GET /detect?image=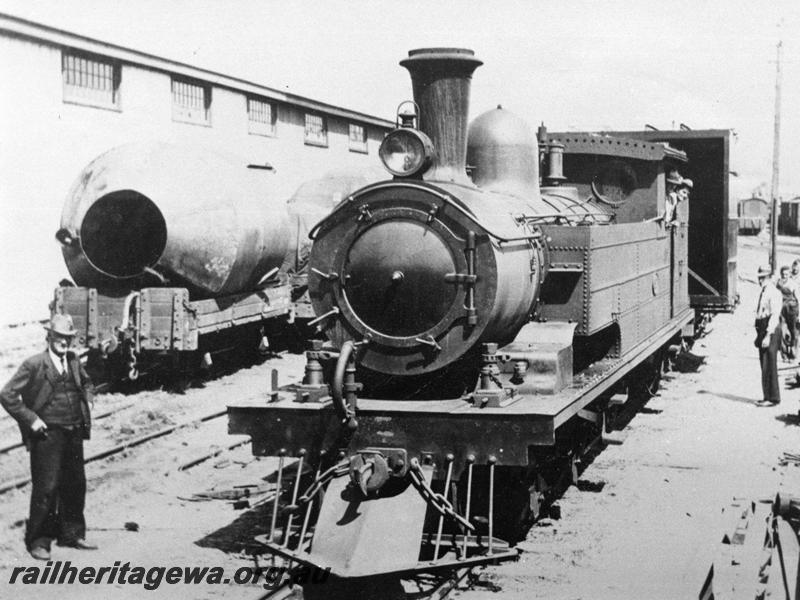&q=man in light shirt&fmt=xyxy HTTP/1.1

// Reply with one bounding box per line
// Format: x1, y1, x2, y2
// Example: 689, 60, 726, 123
0, 314, 97, 560
754, 265, 783, 406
